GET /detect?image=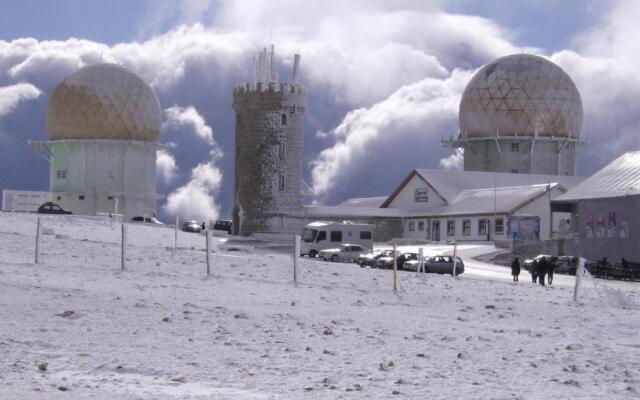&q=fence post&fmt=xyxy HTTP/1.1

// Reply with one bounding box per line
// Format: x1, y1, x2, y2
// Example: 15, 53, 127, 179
573, 257, 585, 302
206, 228, 212, 275
174, 216, 179, 251
35, 217, 42, 264
293, 235, 301, 284
452, 242, 458, 277
417, 247, 424, 276
121, 223, 128, 271
393, 242, 398, 291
